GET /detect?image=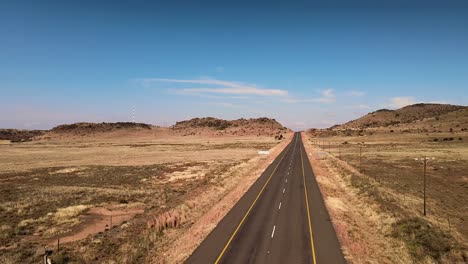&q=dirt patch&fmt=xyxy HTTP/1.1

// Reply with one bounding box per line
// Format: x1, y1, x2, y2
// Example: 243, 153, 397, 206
54, 205, 144, 244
